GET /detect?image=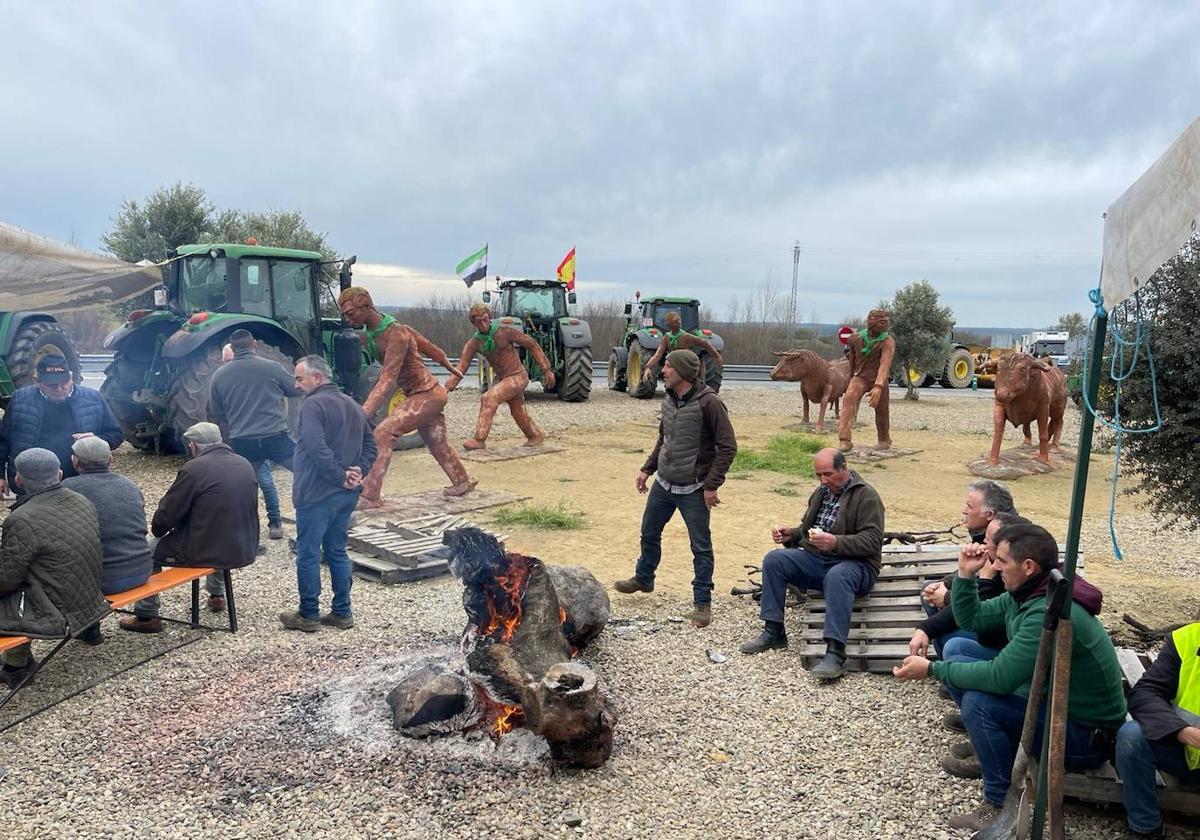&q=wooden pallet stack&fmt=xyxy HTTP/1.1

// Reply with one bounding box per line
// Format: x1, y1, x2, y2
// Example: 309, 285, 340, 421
346, 514, 506, 584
